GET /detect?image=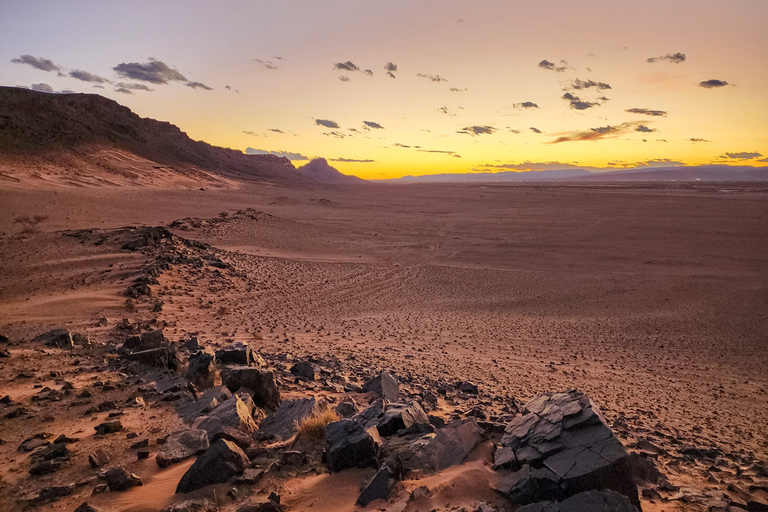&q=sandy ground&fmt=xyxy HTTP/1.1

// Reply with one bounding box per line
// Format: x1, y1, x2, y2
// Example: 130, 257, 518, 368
1, 180, 767, 511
